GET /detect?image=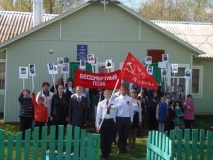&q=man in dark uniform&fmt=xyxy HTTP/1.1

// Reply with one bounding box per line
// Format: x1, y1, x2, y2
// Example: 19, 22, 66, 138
69, 85, 88, 129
